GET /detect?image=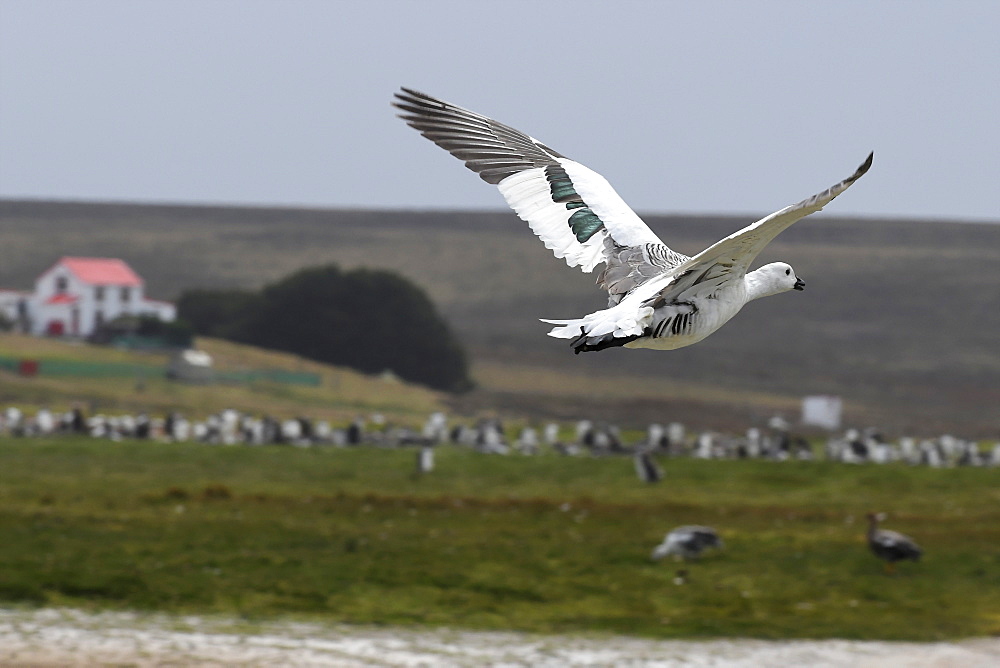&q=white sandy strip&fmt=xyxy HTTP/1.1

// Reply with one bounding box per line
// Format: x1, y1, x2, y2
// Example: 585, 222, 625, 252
1, 608, 997, 667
